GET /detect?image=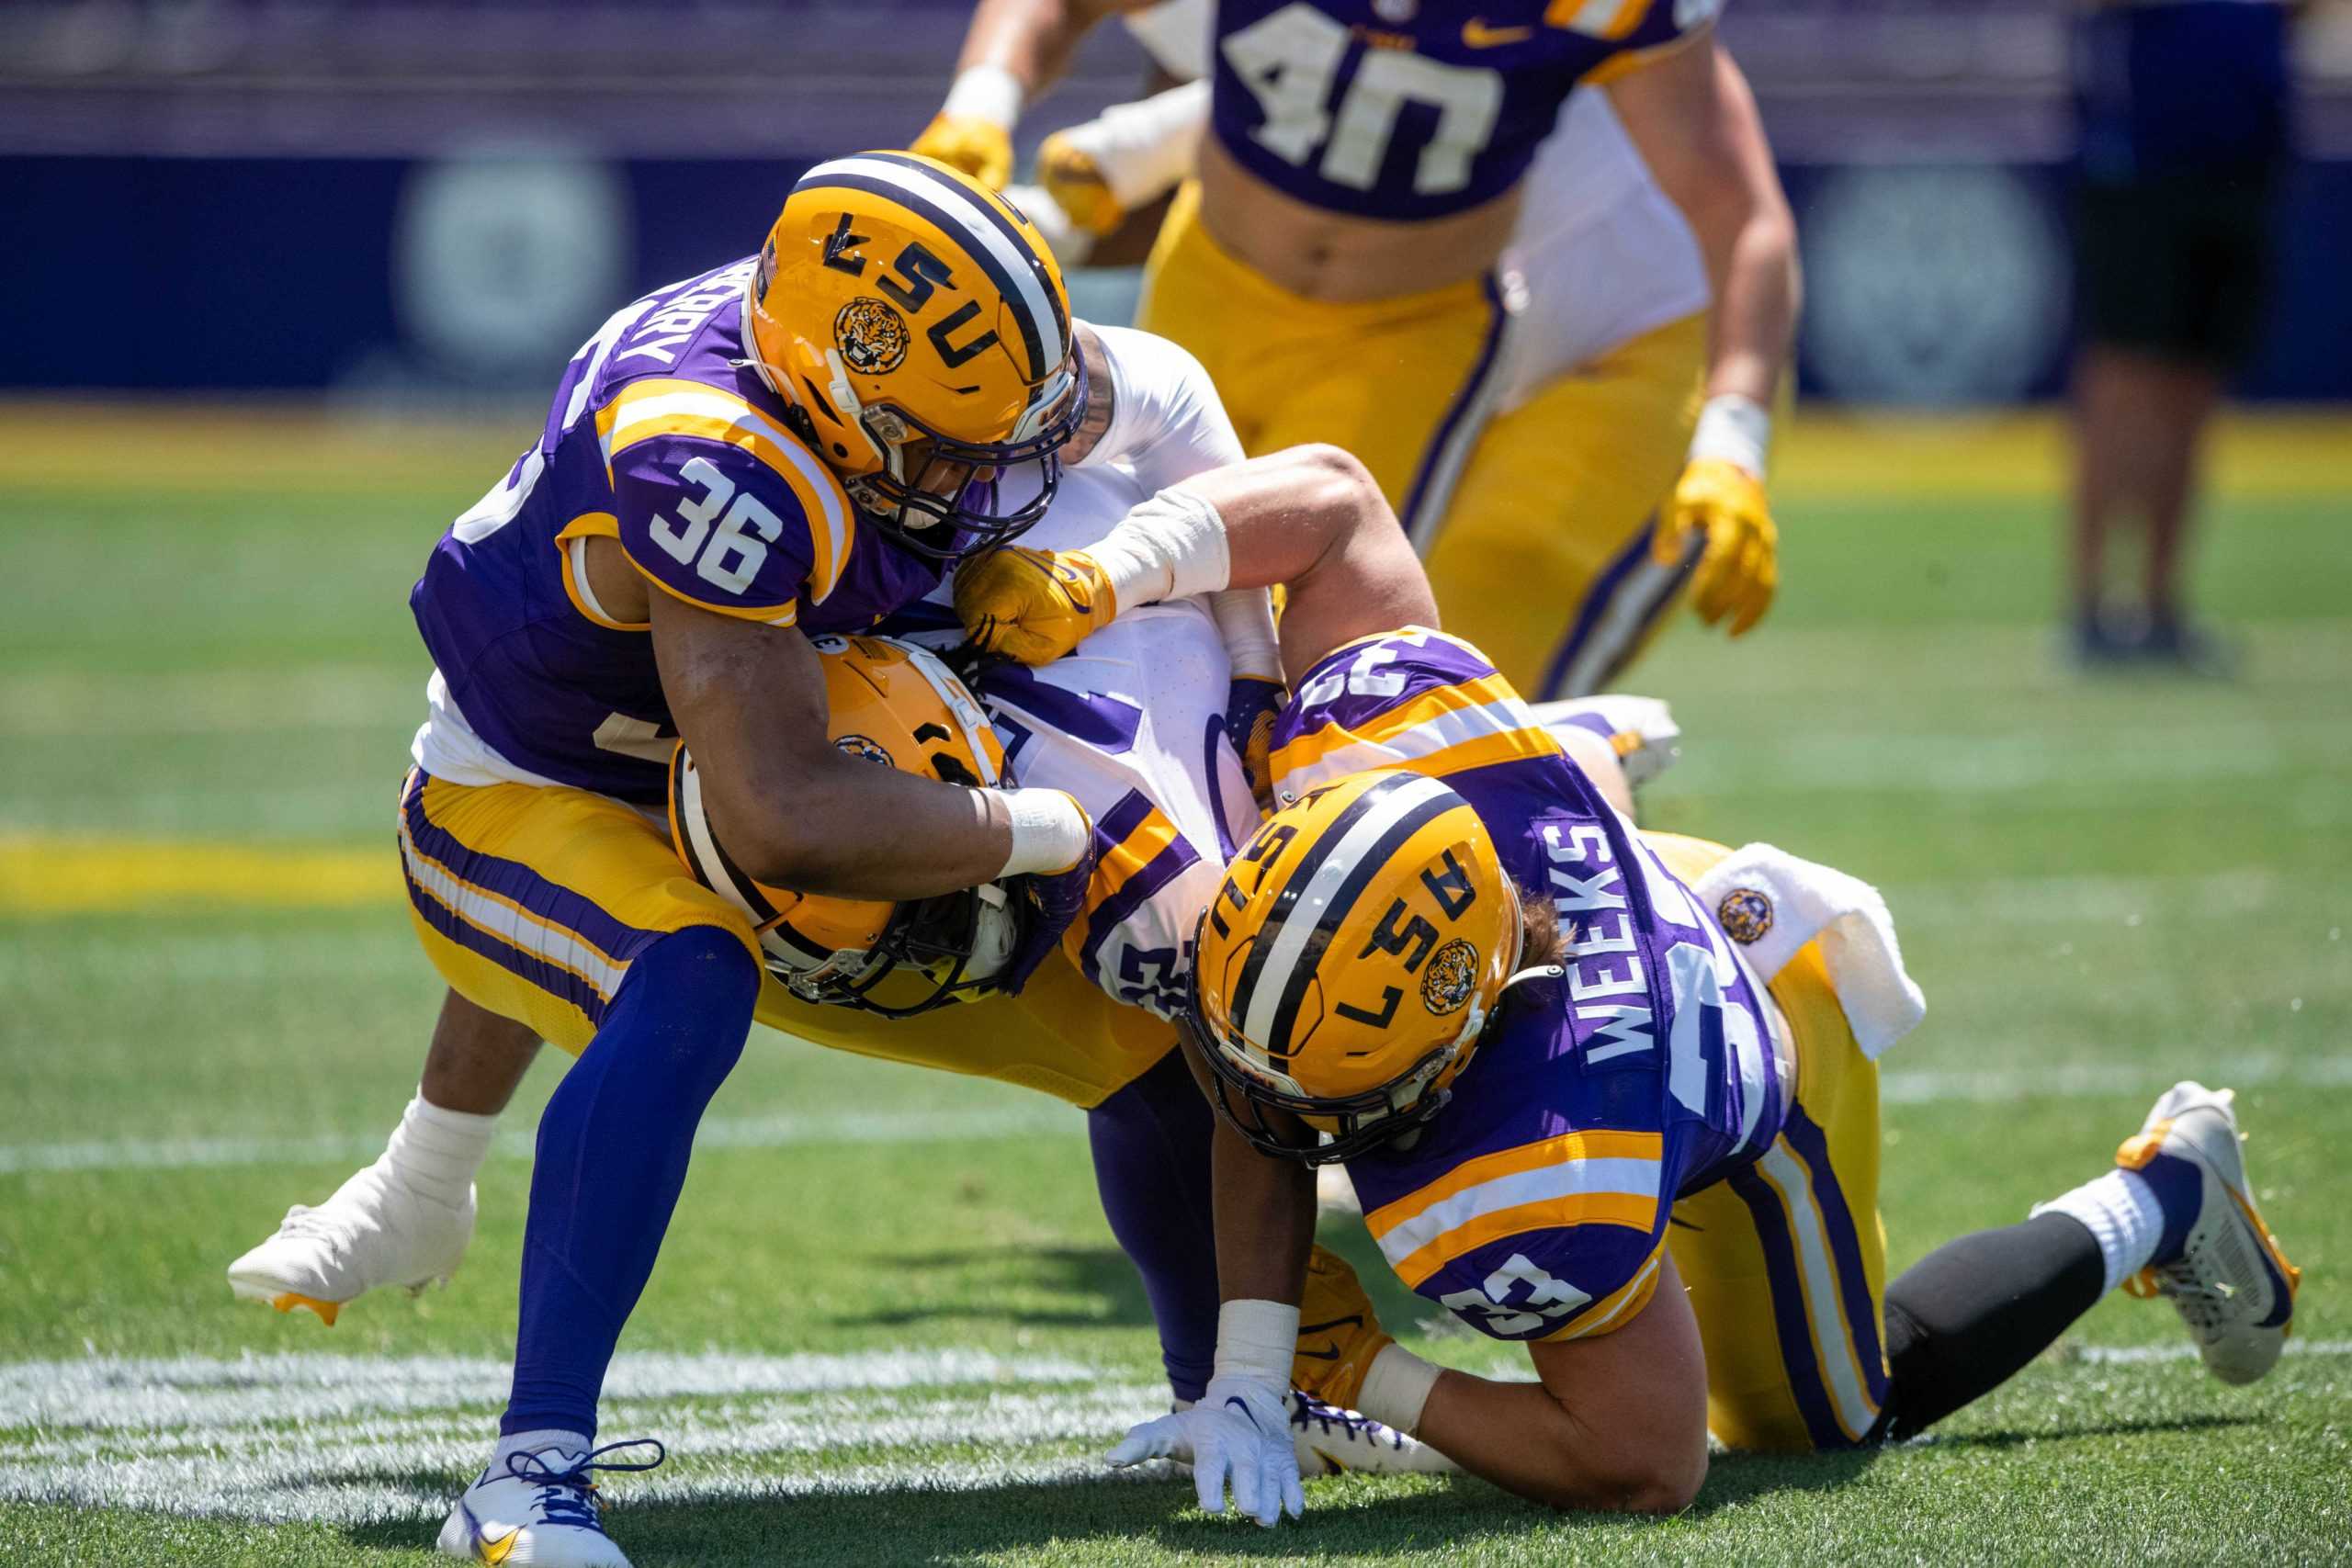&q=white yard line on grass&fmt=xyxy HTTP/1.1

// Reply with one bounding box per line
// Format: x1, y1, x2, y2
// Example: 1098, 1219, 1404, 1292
0, 1104, 1080, 1178
6, 1051, 2349, 1177
0, 1349, 1165, 1524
